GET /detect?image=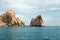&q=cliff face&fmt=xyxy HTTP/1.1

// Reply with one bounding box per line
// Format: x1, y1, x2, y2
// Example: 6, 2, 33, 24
30, 15, 44, 26
0, 10, 25, 26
